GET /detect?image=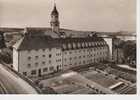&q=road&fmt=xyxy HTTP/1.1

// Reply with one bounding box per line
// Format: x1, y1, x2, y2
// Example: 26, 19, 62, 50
0, 63, 40, 94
